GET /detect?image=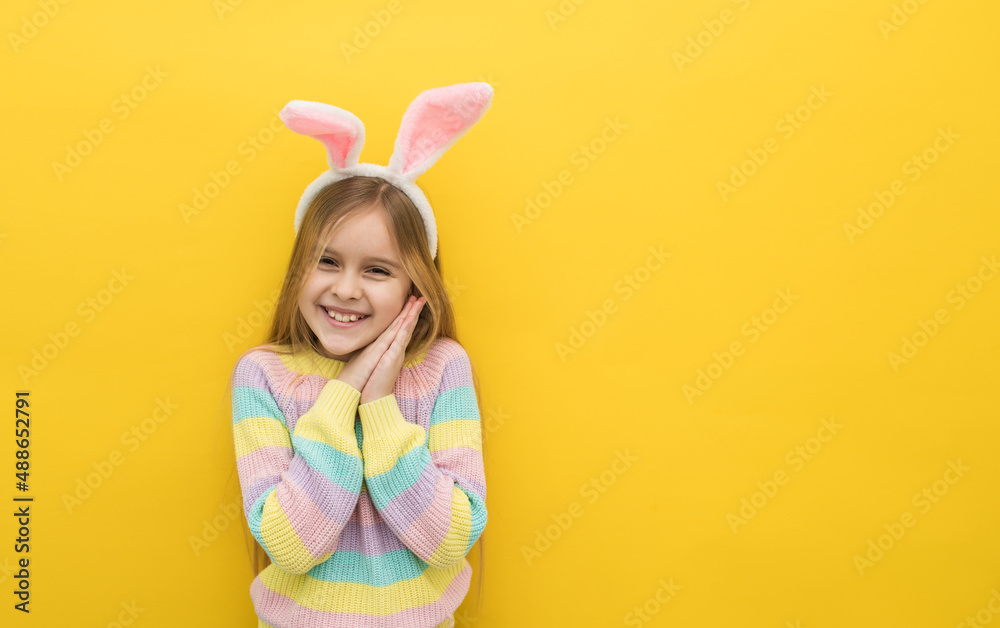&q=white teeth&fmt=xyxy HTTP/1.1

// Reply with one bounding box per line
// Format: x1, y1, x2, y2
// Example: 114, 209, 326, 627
325, 307, 367, 322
